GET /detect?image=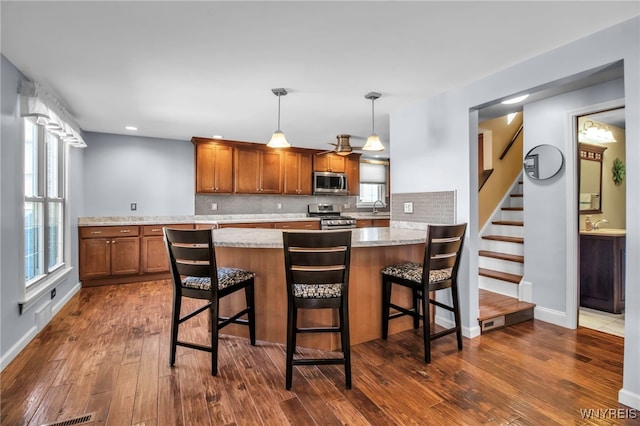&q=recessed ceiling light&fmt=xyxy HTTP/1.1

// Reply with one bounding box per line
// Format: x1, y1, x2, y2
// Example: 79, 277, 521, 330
125, 126, 138, 131
212, 135, 224, 139
501, 94, 529, 105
